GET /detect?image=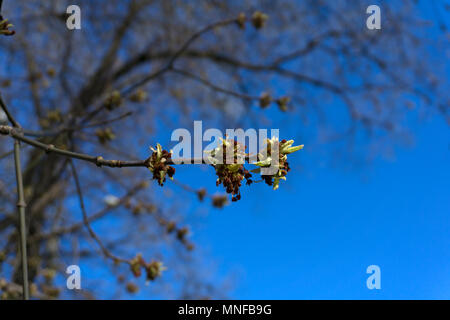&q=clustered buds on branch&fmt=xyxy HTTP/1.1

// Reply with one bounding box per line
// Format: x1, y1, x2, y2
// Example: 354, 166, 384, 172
205, 139, 253, 202
103, 90, 123, 111
236, 11, 269, 30
95, 128, 116, 144
253, 137, 304, 190
259, 92, 291, 111
129, 89, 148, 103
0, 18, 15, 36
130, 254, 166, 283
276, 97, 291, 112
147, 144, 176, 186
146, 137, 303, 201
